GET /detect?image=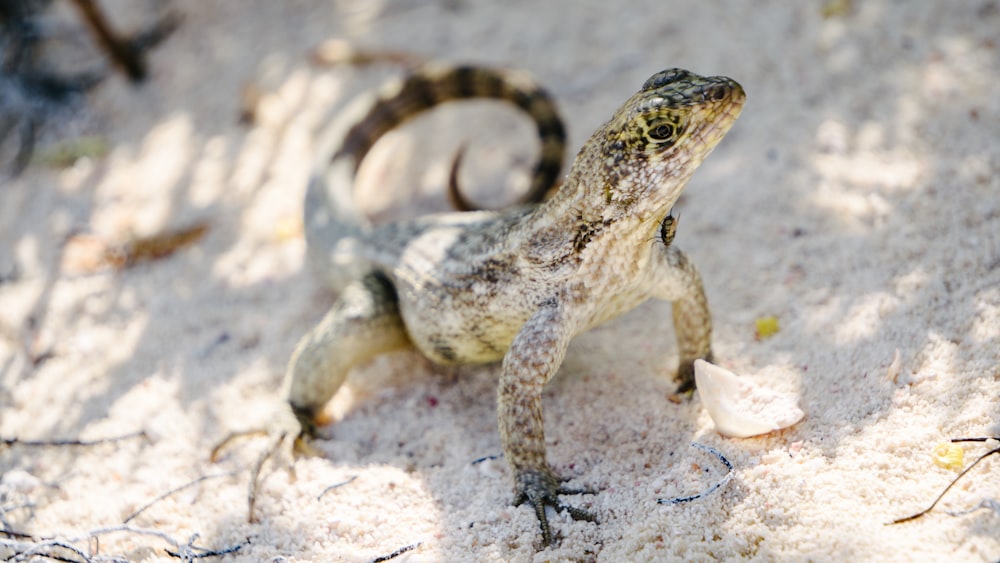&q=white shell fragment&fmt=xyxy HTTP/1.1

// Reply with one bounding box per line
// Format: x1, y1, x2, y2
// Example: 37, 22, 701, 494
694, 359, 804, 438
